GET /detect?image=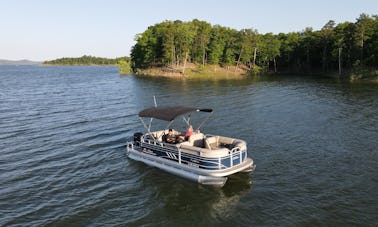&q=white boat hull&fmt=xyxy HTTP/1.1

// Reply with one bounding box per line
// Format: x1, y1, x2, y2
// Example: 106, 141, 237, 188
127, 145, 255, 187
